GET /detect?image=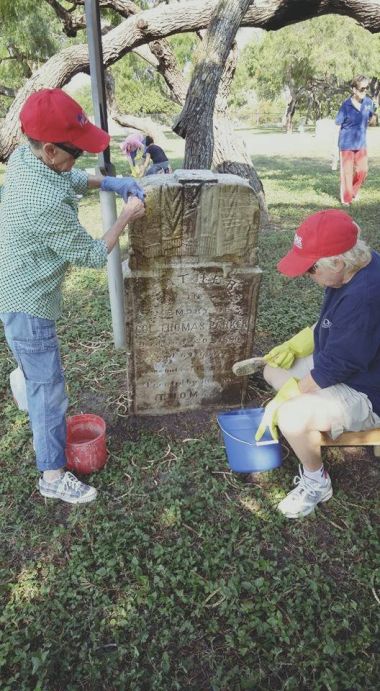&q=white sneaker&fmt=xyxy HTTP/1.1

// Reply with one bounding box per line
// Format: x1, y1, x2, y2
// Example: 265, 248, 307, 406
277, 466, 332, 518
39, 471, 97, 504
